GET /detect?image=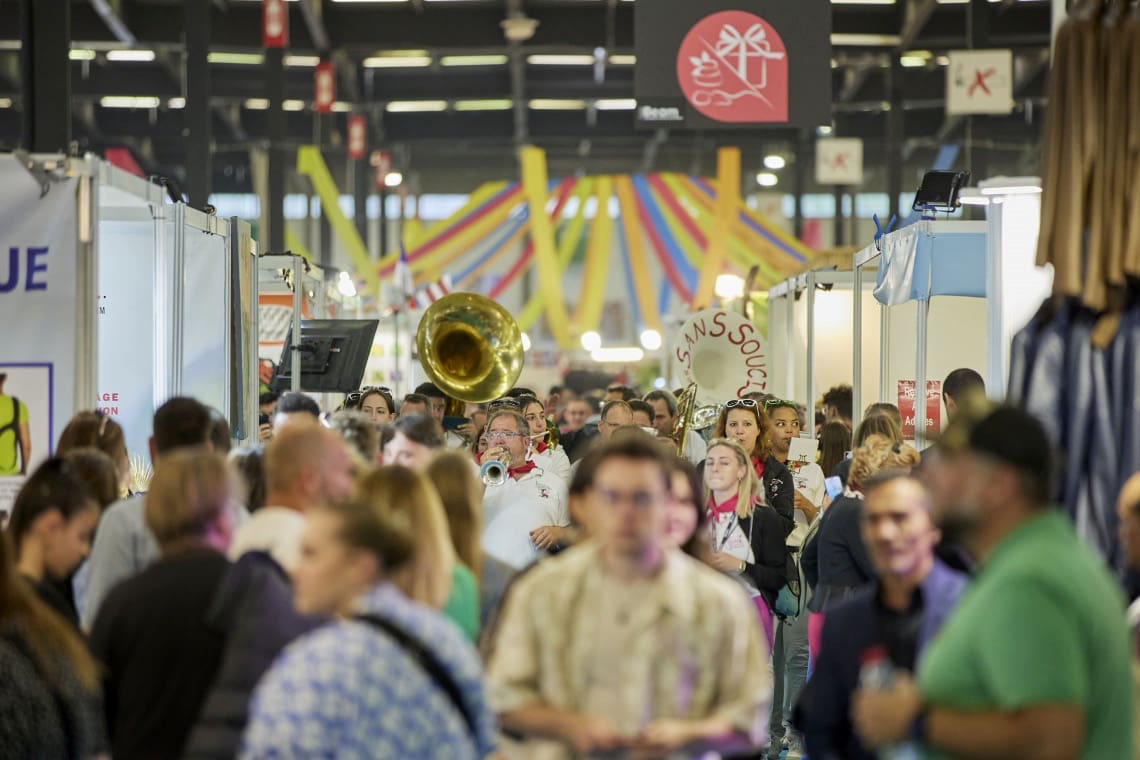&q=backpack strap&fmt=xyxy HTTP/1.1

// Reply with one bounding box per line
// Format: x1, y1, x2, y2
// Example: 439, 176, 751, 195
355, 613, 477, 739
